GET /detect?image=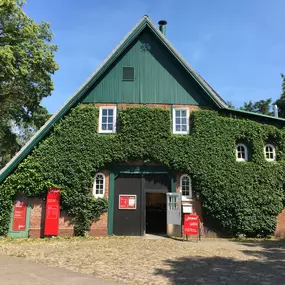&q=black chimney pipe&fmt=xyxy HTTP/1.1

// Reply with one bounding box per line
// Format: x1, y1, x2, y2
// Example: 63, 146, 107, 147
158, 20, 167, 36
